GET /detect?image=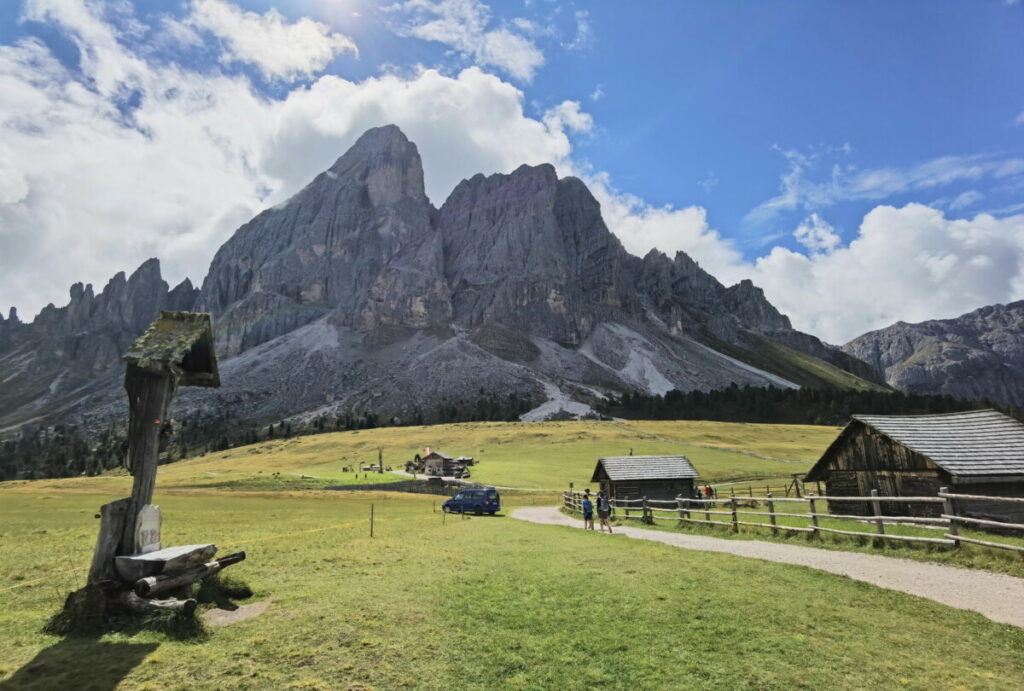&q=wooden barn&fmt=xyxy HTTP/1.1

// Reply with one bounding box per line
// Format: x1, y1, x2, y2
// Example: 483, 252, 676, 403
591, 455, 699, 502
804, 409, 1024, 521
